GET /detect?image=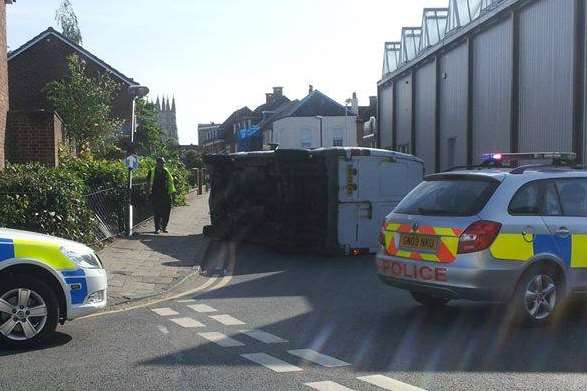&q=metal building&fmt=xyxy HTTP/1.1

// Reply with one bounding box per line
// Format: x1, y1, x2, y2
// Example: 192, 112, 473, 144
377, 0, 586, 174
